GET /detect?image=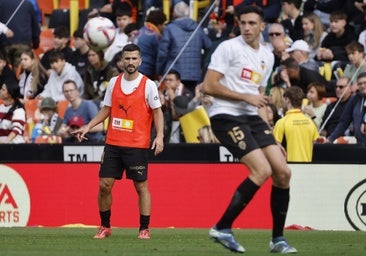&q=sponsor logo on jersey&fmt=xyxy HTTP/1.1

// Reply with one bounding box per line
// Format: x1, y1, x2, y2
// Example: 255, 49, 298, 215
241, 68, 262, 84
